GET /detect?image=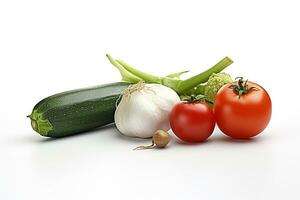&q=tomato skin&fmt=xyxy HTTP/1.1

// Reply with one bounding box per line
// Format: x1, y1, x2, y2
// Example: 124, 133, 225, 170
214, 81, 272, 139
170, 102, 215, 143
